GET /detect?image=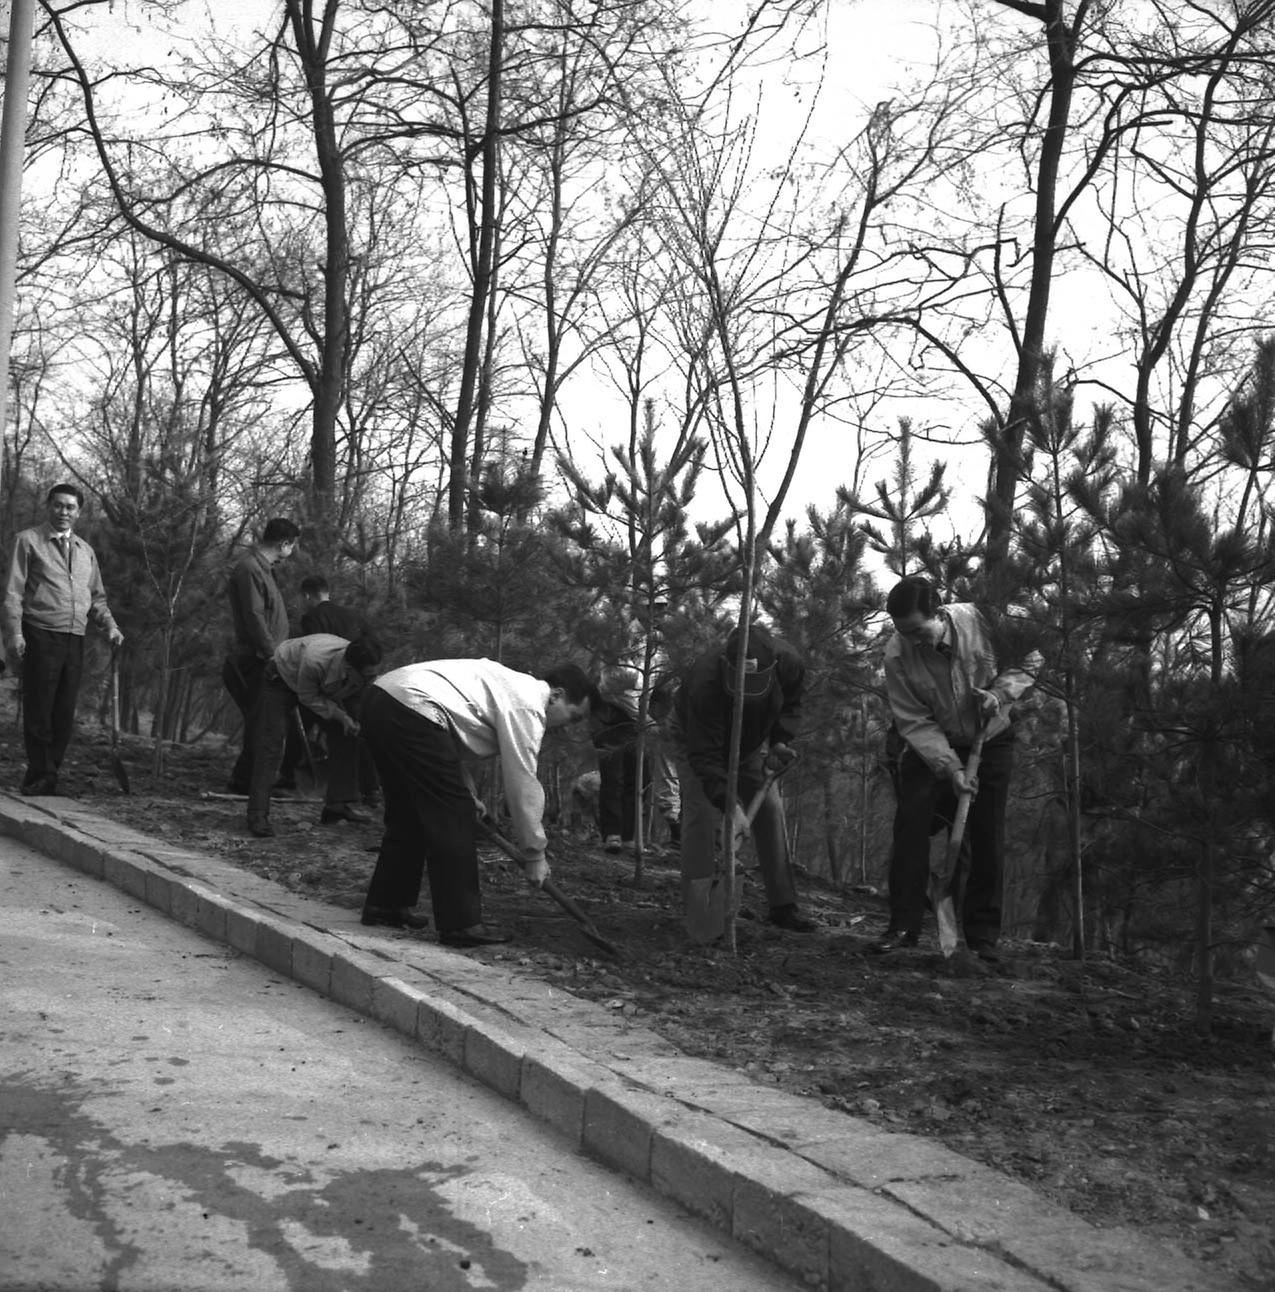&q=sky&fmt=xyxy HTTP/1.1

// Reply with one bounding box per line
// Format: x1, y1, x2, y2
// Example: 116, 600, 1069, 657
15, 0, 1009, 553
